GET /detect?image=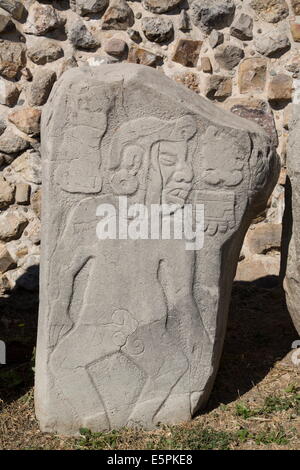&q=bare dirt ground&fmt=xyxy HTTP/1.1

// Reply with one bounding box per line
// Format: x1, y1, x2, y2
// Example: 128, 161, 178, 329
0, 279, 299, 450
